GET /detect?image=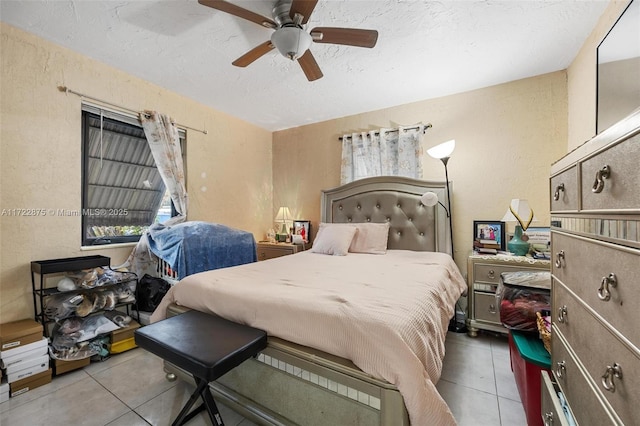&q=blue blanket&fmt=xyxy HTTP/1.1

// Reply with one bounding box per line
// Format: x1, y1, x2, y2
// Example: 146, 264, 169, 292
147, 221, 257, 280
